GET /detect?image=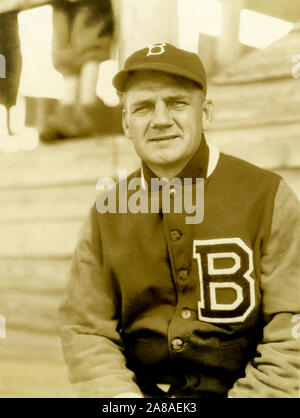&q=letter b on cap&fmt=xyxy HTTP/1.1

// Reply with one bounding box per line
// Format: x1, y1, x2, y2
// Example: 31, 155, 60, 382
147, 42, 166, 56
